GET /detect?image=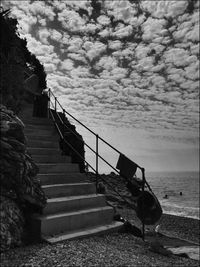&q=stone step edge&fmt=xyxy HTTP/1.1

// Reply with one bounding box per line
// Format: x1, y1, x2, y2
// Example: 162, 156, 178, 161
25, 123, 53, 127
28, 140, 59, 144
38, 173, 88, 185
34, 206, 113, 220
24, 127, 55, 131
38, 165, 80, 173
27, 146, 61, 153
22, 120, 52, 125
32, 155, 69, 159
38, 163, 75, 165
42, 182, 93, 189
38, 173, 86, 176
42, 221, 124, 243
23, 119, 52, 123
46, 193, 104, 203
21, 117, 52, 121
38, 172, 85, 177
26, 134, 59, 140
